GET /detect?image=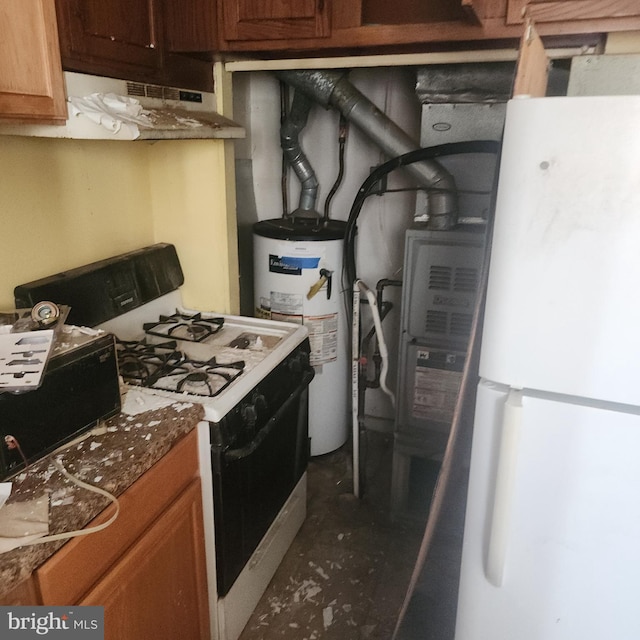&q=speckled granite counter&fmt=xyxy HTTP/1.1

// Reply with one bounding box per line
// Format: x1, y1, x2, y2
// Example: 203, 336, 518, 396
0, 388, 204, 598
